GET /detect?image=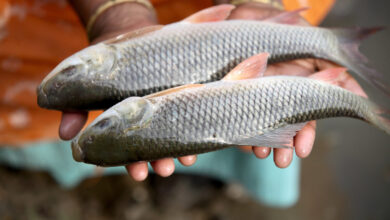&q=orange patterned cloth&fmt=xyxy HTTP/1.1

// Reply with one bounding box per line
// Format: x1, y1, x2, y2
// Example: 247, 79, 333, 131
0, 0, 334, 146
